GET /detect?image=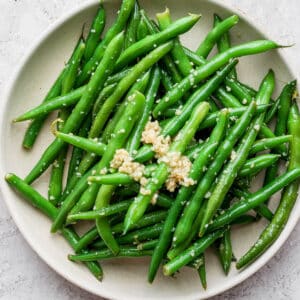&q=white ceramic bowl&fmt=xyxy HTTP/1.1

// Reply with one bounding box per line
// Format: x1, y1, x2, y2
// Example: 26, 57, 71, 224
0, 0, 299, 299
